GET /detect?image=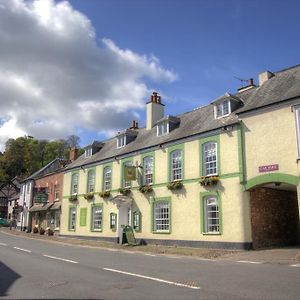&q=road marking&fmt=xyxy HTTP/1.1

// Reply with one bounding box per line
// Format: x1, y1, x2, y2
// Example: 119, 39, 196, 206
103, 267, 200, 290
43, 254, 78, 264
0, 242, 8, 246
237, 260, 262, 264
13, 247, 31, 253
144, 253, 156, 257
290, 264, 300, 267
165, 255, 181, 259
